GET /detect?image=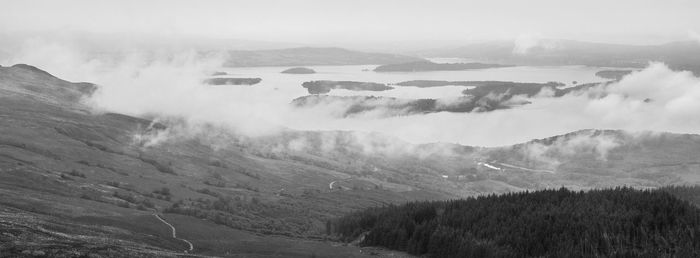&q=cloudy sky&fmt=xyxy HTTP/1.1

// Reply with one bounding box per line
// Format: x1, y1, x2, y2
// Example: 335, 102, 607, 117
2, 0, 700, 147
1, 0, 699, 46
